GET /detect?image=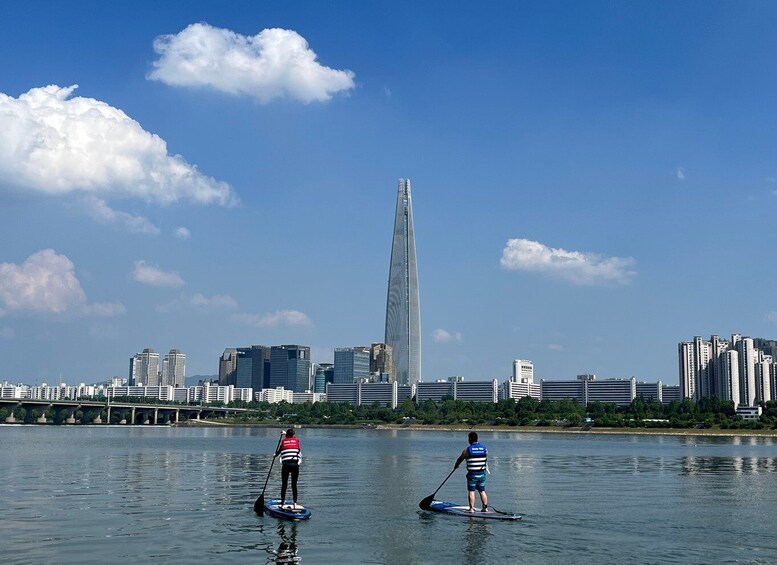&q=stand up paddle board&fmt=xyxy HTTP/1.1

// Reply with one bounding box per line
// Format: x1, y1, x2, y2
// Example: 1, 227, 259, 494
263, 499, 311, 520
425, 500, 522, 521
